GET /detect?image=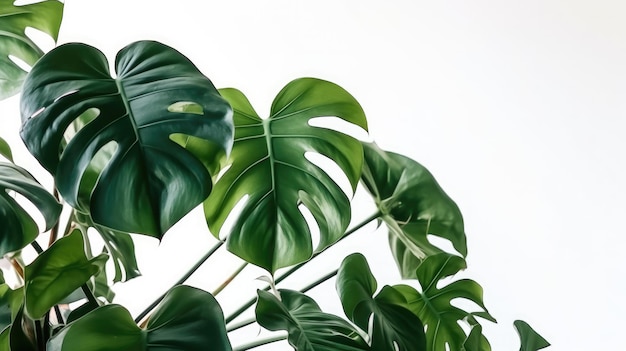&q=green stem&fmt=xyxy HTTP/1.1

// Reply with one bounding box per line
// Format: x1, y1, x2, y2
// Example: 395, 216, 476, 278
224, 211, 381, 325
233, 334, 287, 351
227, 316, 256, 332
81, 284, 99, 306
134, 240, 224, 323
53, 305, 64, 325
300, 268, 338, 293
34, 320, 45, 351
213, 262, 248, 296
